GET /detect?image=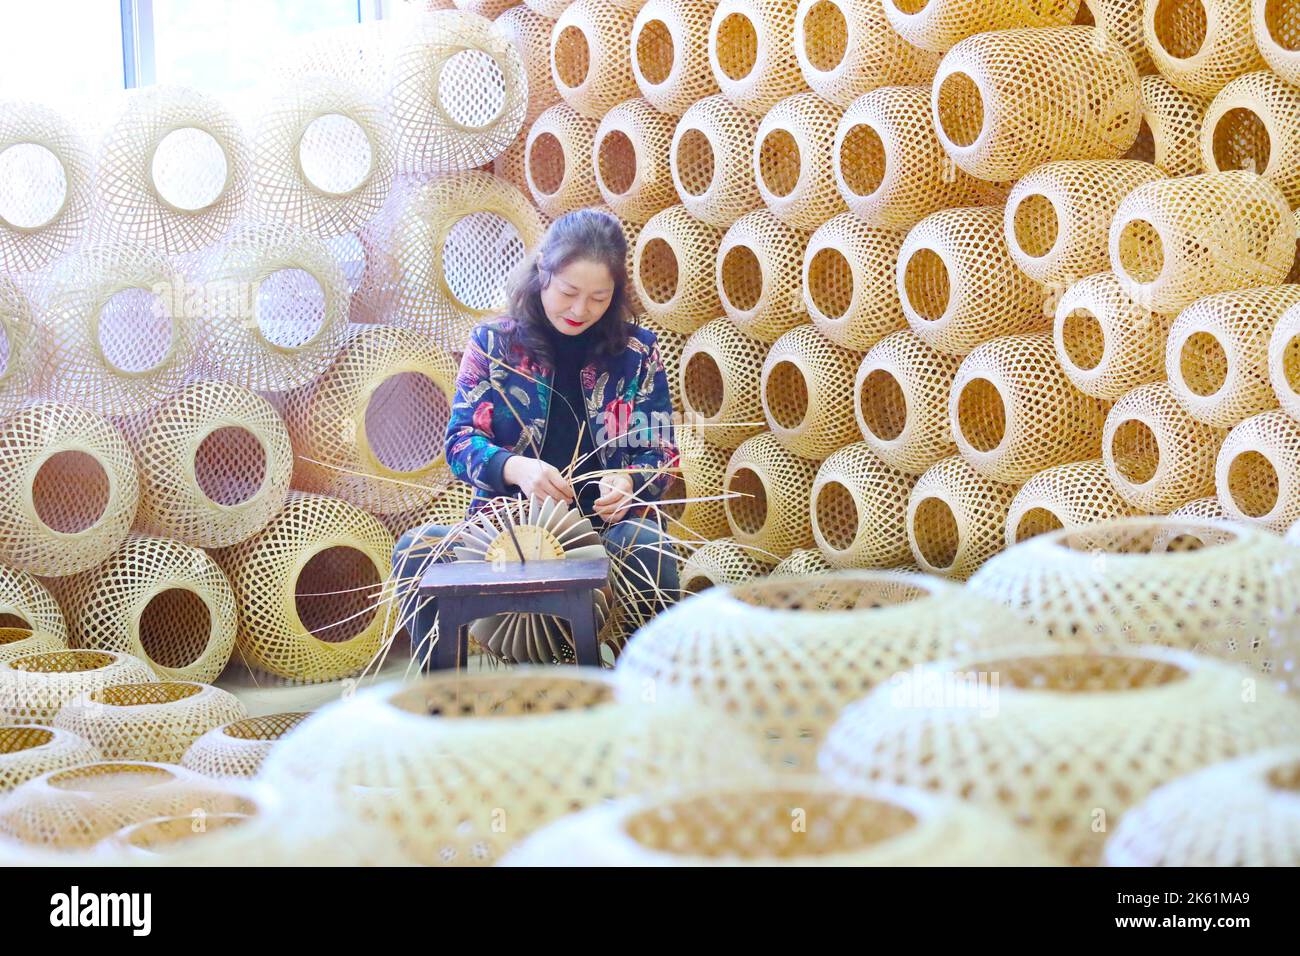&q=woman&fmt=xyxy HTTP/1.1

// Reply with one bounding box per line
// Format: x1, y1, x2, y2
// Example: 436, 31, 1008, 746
392, 208, 682, 664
